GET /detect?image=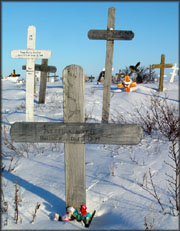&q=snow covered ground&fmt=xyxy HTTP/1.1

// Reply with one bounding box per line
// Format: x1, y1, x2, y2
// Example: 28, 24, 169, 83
1, 76, 179, 230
